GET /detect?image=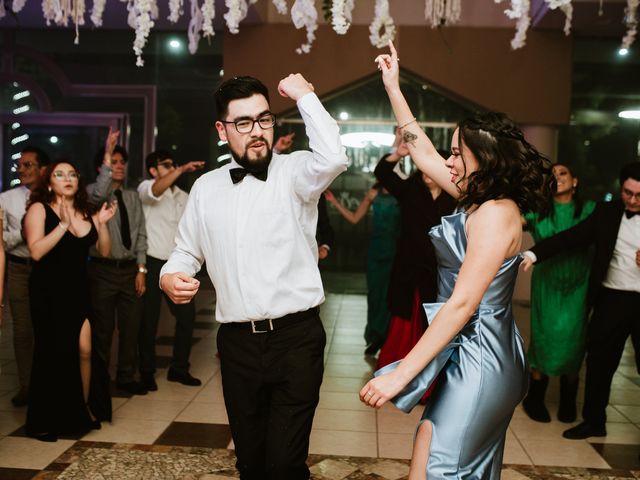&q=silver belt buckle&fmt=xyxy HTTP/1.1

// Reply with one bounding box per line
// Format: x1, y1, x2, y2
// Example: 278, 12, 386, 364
251, 318, 274, 334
